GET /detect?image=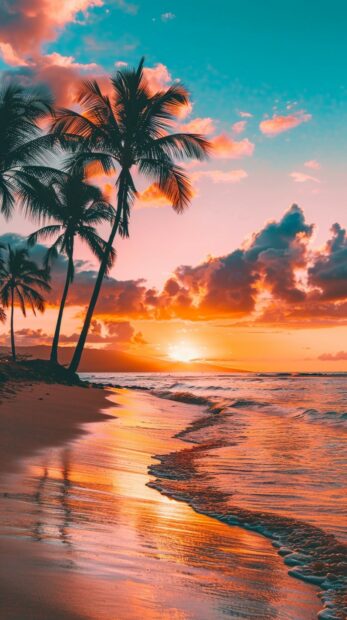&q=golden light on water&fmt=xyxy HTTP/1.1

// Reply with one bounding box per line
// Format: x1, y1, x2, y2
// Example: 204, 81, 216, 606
168, 341, 200, 363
